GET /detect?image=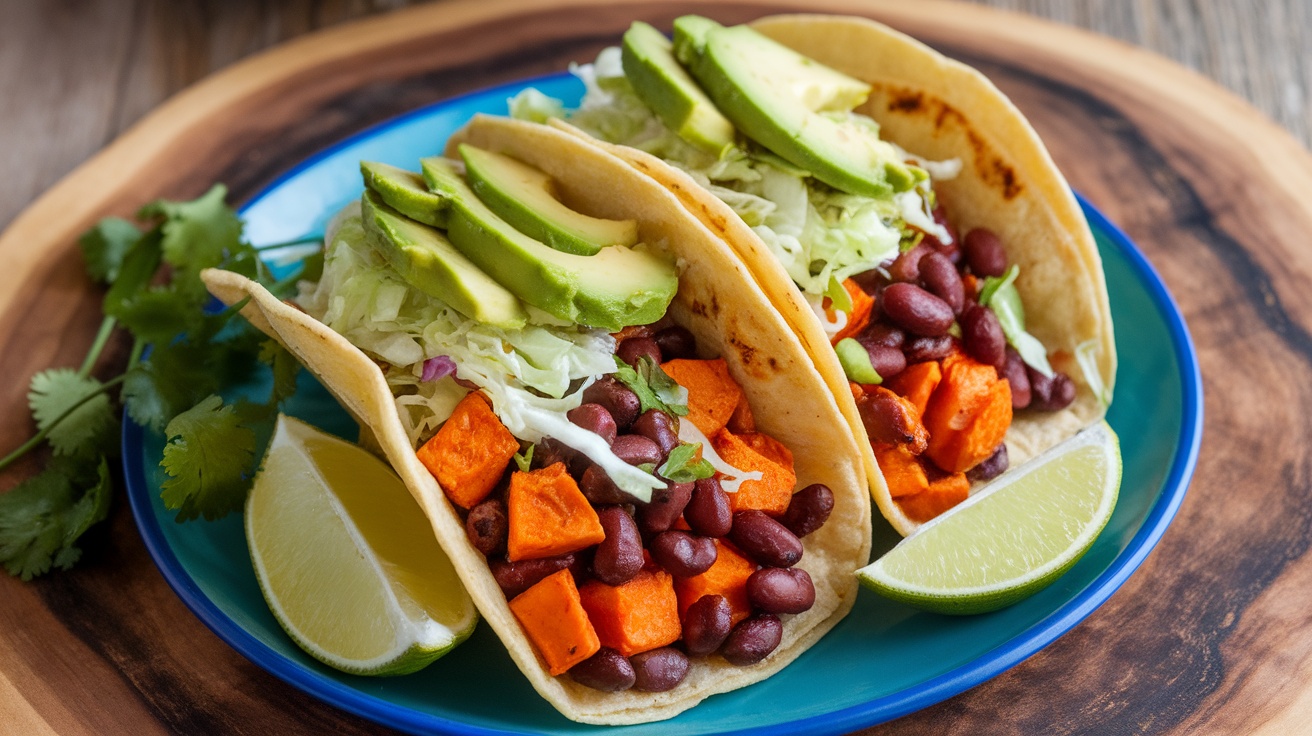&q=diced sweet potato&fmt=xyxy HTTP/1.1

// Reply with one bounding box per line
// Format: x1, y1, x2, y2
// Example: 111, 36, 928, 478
830, 279, 875, 345
873, 444, 929, 498
507, 463, 605, 562
509, 569, 600, 676
923, 355, 1013, 473
674, 540, 756, 626
417, 392, 520, 509
727, 392, 756, 434
883, 361, 942, 418
578, 570, 682, 657
661, 358, 743, 436
711, 429, 797, 515
897, 470, 970, 523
